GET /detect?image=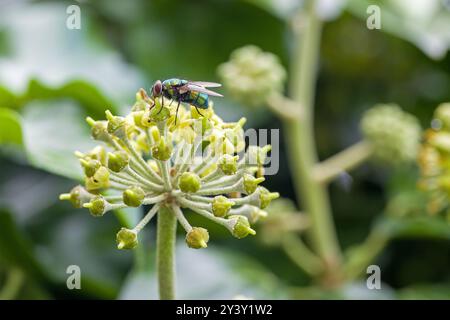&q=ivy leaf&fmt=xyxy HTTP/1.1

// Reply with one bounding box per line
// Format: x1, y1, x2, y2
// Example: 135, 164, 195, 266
22, 101, 96, 180
0, 108, 22, 145
0, 2, 143, 107
347, 0, 450, 59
